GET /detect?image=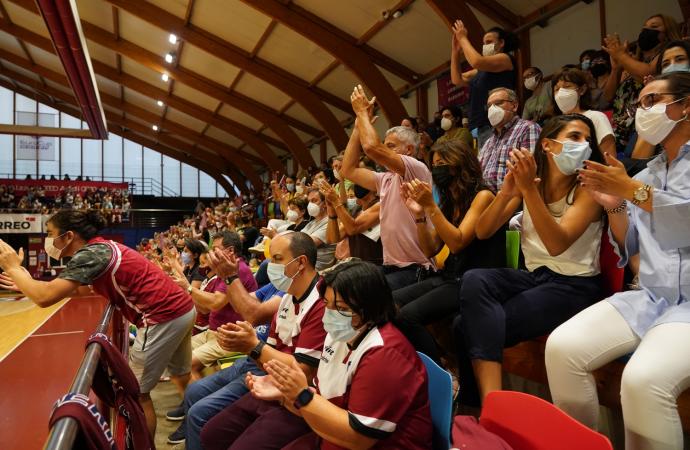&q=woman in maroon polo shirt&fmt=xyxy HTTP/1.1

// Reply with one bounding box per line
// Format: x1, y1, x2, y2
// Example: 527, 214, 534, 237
0, 209, 194, 439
